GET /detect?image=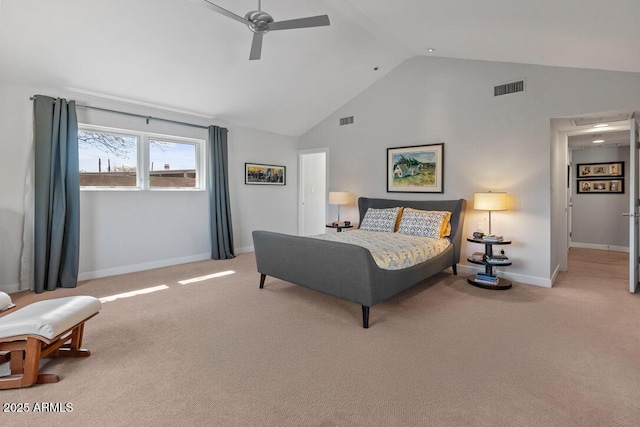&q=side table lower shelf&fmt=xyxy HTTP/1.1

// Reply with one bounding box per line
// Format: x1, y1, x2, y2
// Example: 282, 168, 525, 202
467, 276, 512, 290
